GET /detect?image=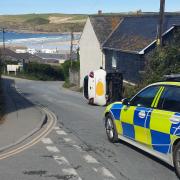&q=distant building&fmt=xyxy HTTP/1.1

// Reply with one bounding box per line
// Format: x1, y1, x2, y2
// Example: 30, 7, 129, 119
41, 49, 58, 54
80, 14, 180, 86
16, 49, 27, 54
35, 52, 77, 64
27, 48, 36, 54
